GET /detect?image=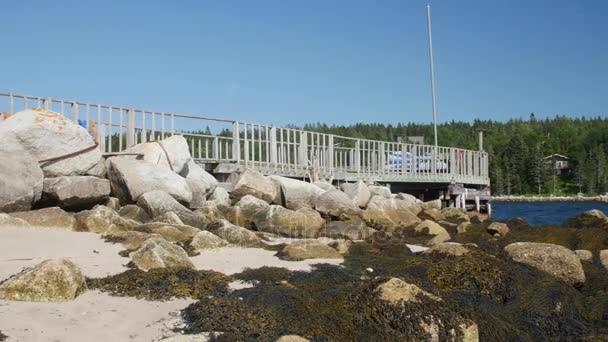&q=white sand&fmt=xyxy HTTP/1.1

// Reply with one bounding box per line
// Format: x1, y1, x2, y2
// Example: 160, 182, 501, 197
0, 226, 128, 281
0, 290, 194, 342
